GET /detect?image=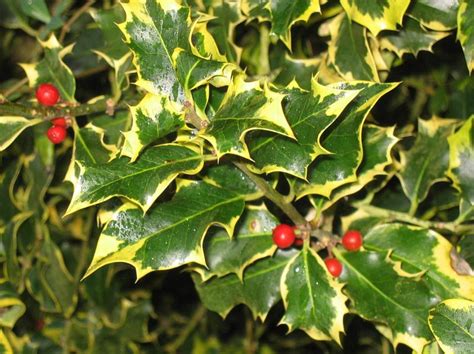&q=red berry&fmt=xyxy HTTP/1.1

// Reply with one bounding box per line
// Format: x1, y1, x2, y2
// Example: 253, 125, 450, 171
294, 238, 304, 247
51, 117, 68, 127
35, 319, 45, 331
325, 257, 343, 277
341, 230, 363, 251
272, 224, 296, 249
36, 83, 60, 106
47, 125, 67, 144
